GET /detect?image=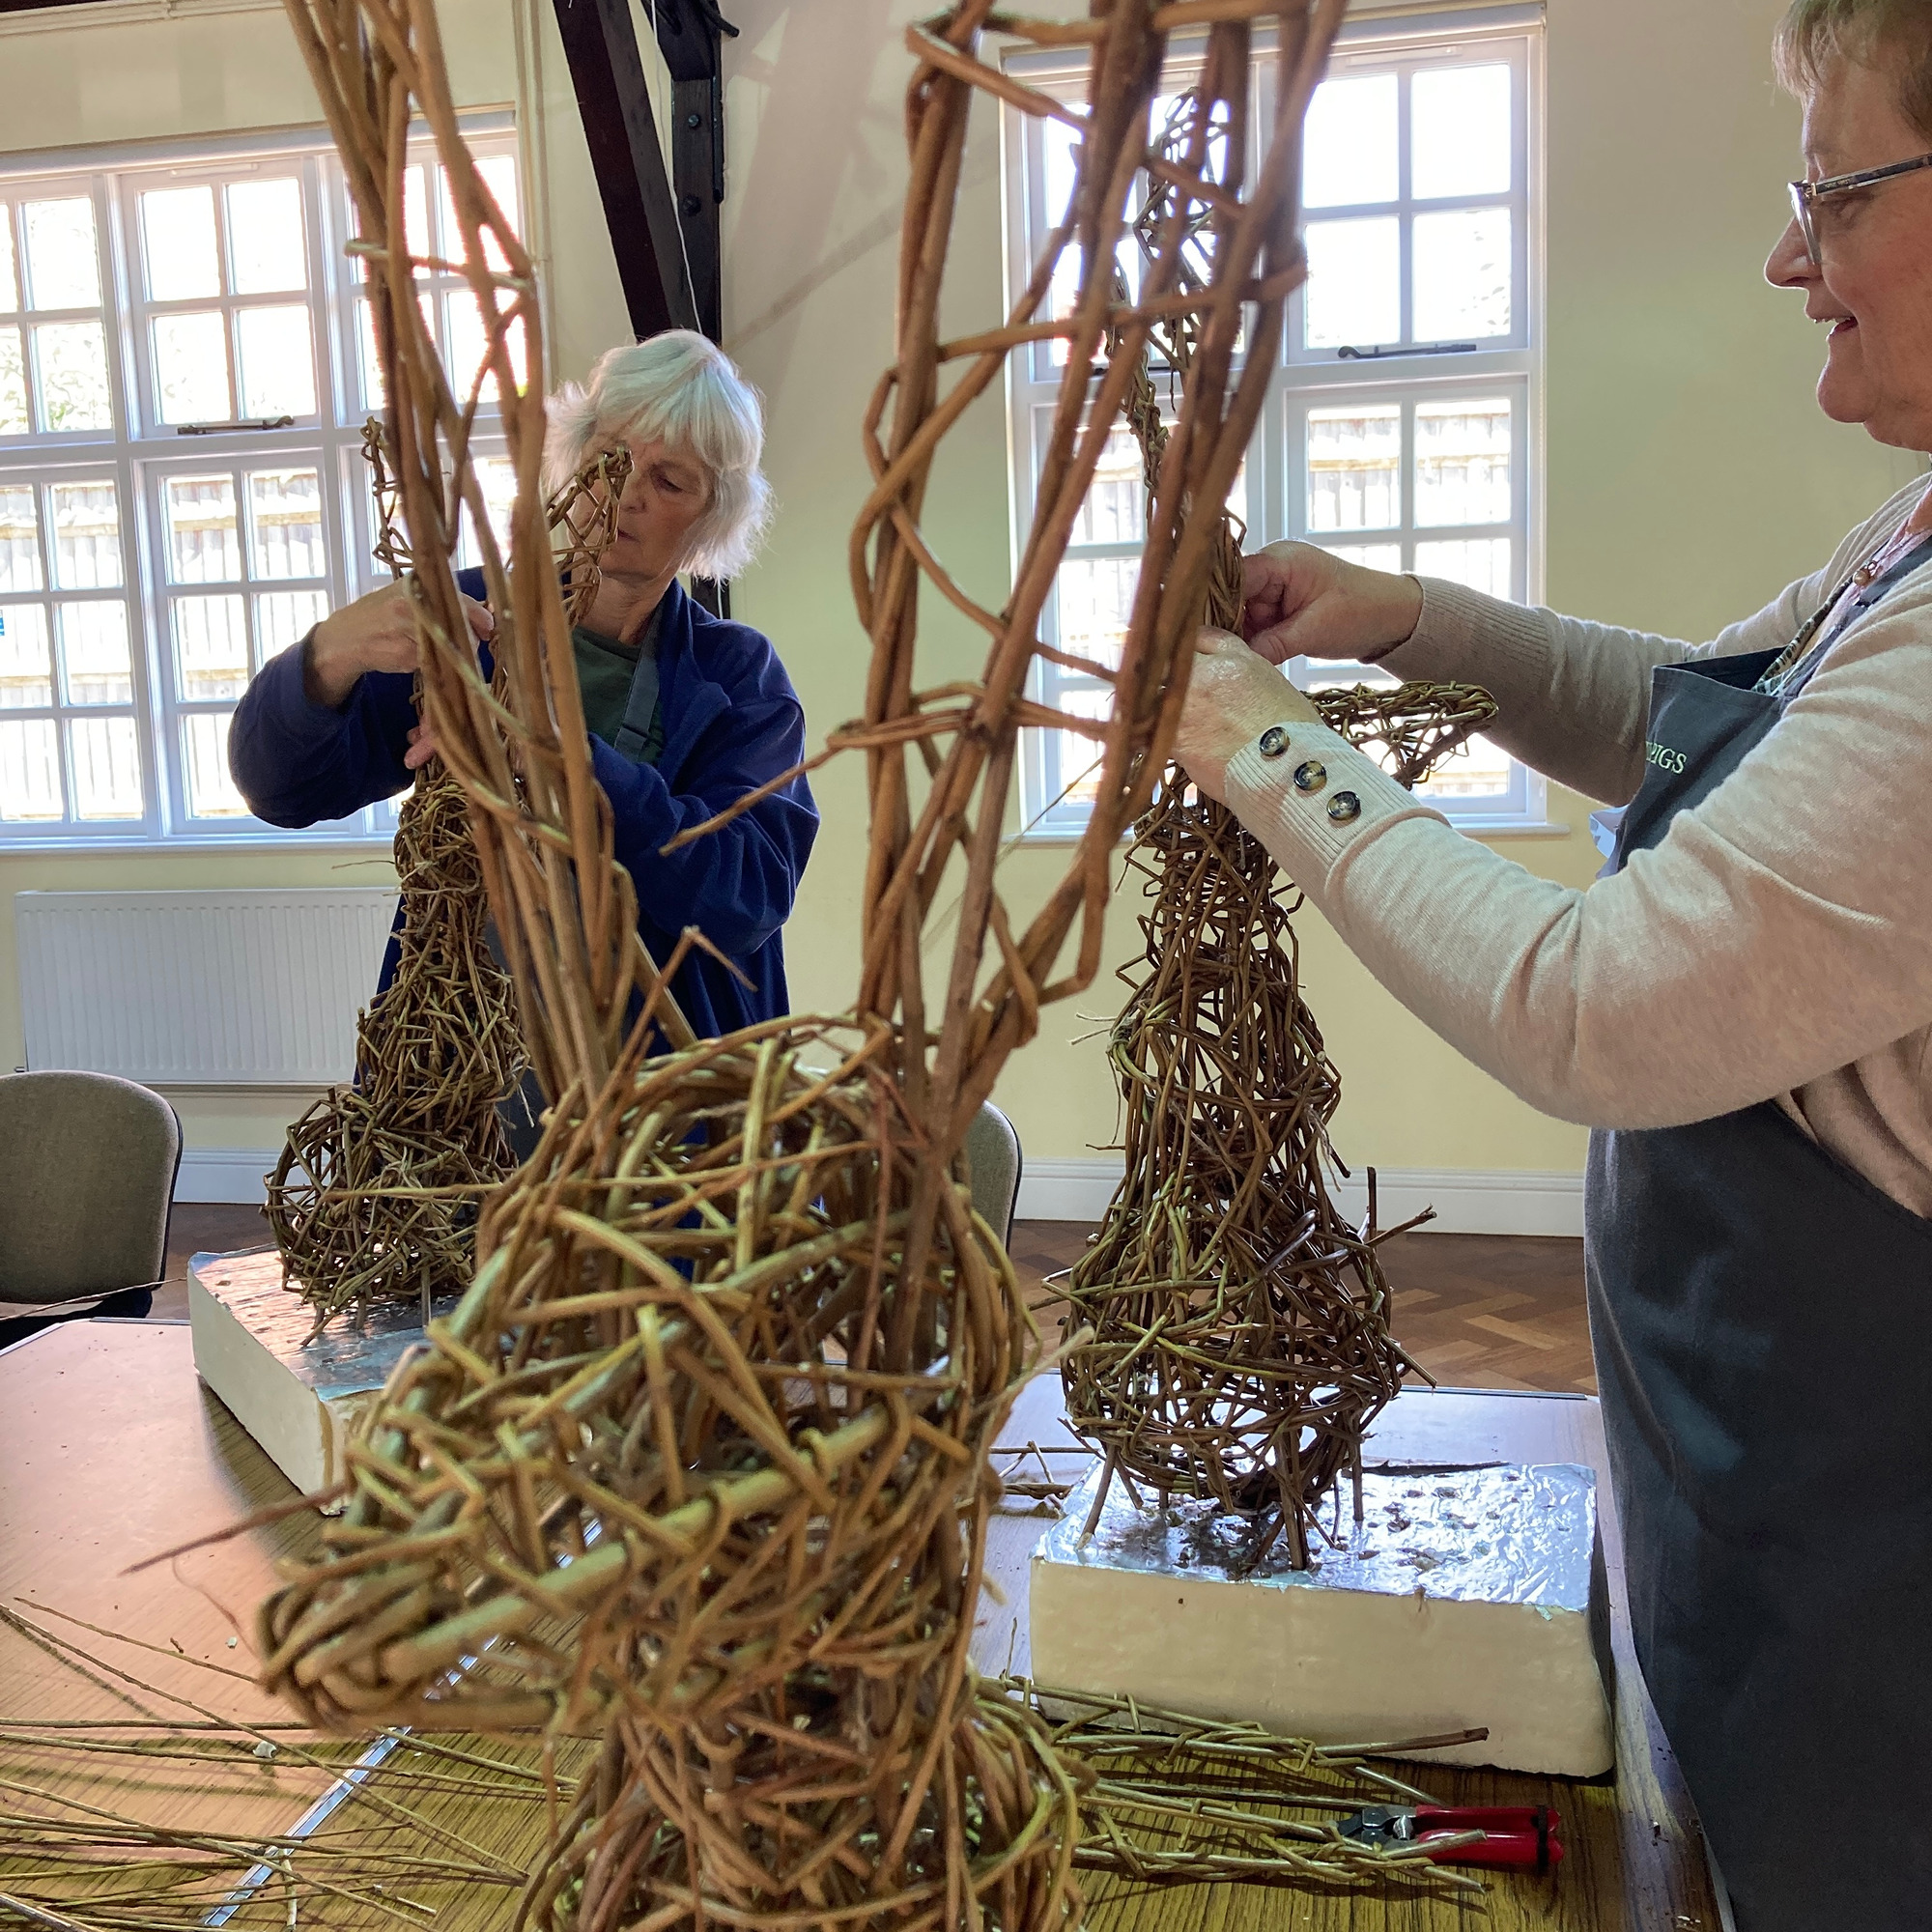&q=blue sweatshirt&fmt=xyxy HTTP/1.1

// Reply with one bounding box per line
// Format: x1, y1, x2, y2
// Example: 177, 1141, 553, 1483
227, 572, 817, 1045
